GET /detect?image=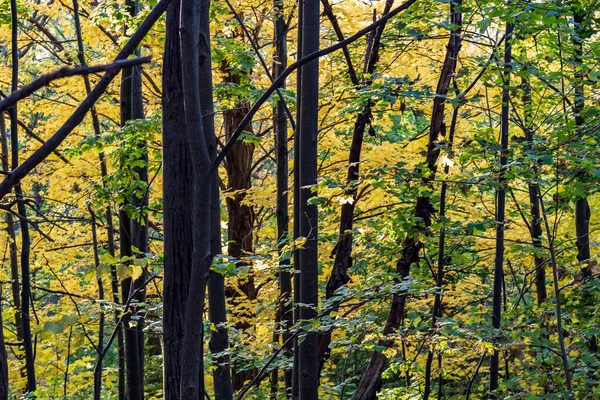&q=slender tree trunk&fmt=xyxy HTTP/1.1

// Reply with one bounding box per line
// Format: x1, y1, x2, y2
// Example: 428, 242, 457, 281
297, 0, 319, 398
273, 0, 292, 395
490, 17, 513, 399
0, 113, 22, 346
162, 0, 194, 397
520, 76, 546, 306
203, 0, 233, 395
292, 0, 303, 396
0, 285, 8, 400
89, 206, 106, 400
10, 0, 35, 393
118, 1, 146, 397
318, 0, 394, 372
353, 3, 462, 398
572, 11, 592, 281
